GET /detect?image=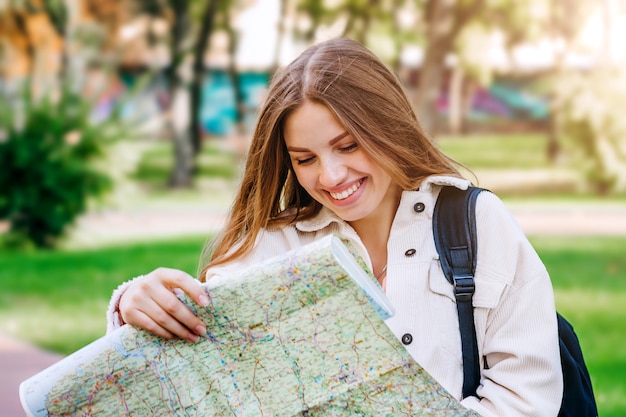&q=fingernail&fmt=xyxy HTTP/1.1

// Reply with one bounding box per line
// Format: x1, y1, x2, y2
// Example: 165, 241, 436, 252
198, 294, 209, 307
195, 325, 207, 336
187, 333, 199, 343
